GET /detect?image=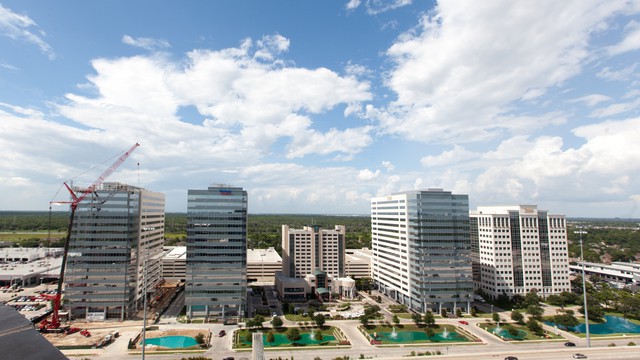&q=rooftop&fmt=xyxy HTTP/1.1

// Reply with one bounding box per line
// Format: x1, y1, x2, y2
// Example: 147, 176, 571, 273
247, 248, 282, 263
